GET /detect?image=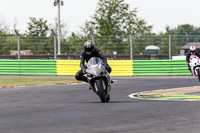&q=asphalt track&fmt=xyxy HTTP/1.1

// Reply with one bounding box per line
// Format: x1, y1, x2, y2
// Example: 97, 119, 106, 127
0, 76, 200, 133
